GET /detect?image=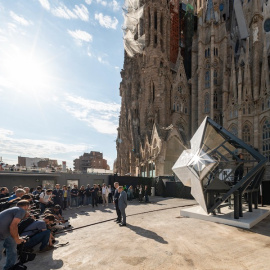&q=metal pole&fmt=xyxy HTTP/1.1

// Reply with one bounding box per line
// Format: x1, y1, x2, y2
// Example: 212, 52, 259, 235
248, 192, 253, 212
239, 192, 243, 217
254, 191, 258, 209
234, 190, 239, 219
